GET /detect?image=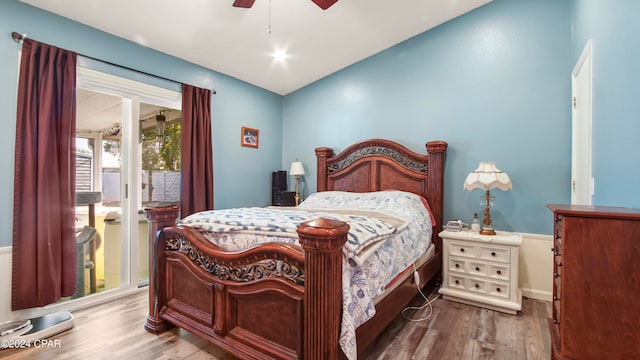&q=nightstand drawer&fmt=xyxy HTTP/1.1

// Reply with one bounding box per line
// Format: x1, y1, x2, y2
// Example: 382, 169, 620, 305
447, 274, 467, 289
467, 278, 488, 293
488, 263, 510, 281
488, 281, 510, 298
468, 261, 488, 277
449, 242, 477, 258
448, 257, 467, 273
478, 245, 510, 263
